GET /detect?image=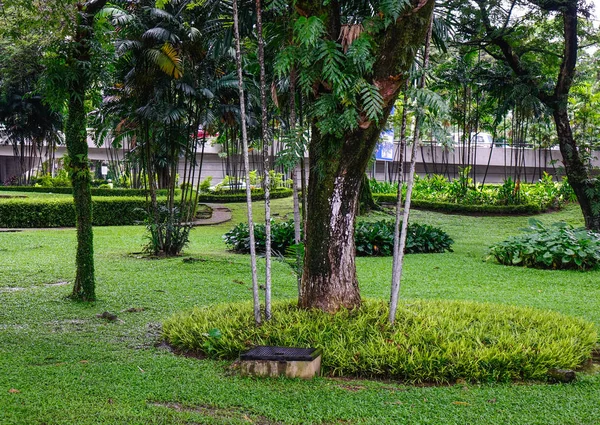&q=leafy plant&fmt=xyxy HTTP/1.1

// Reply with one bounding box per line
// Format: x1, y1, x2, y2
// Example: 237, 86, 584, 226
355, 220, 453, 256
142, 204, 193, 256
224, 219, 453, 257
223, 220, 299, 256
488, 219, 600, 270
163, 299, 597, 383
